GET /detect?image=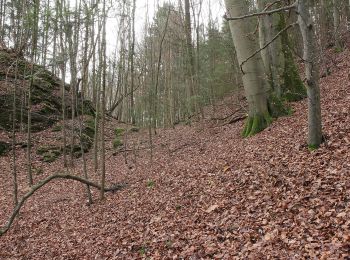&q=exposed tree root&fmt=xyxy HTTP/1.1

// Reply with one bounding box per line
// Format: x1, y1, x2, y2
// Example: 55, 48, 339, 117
0, 174, 126, 237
